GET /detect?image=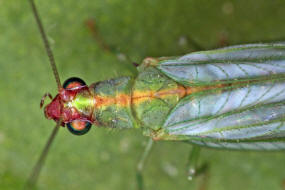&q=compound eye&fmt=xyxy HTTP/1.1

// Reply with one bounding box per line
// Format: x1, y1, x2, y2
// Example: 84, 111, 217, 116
66, 120, 91, 135
63, 77, 86, 89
